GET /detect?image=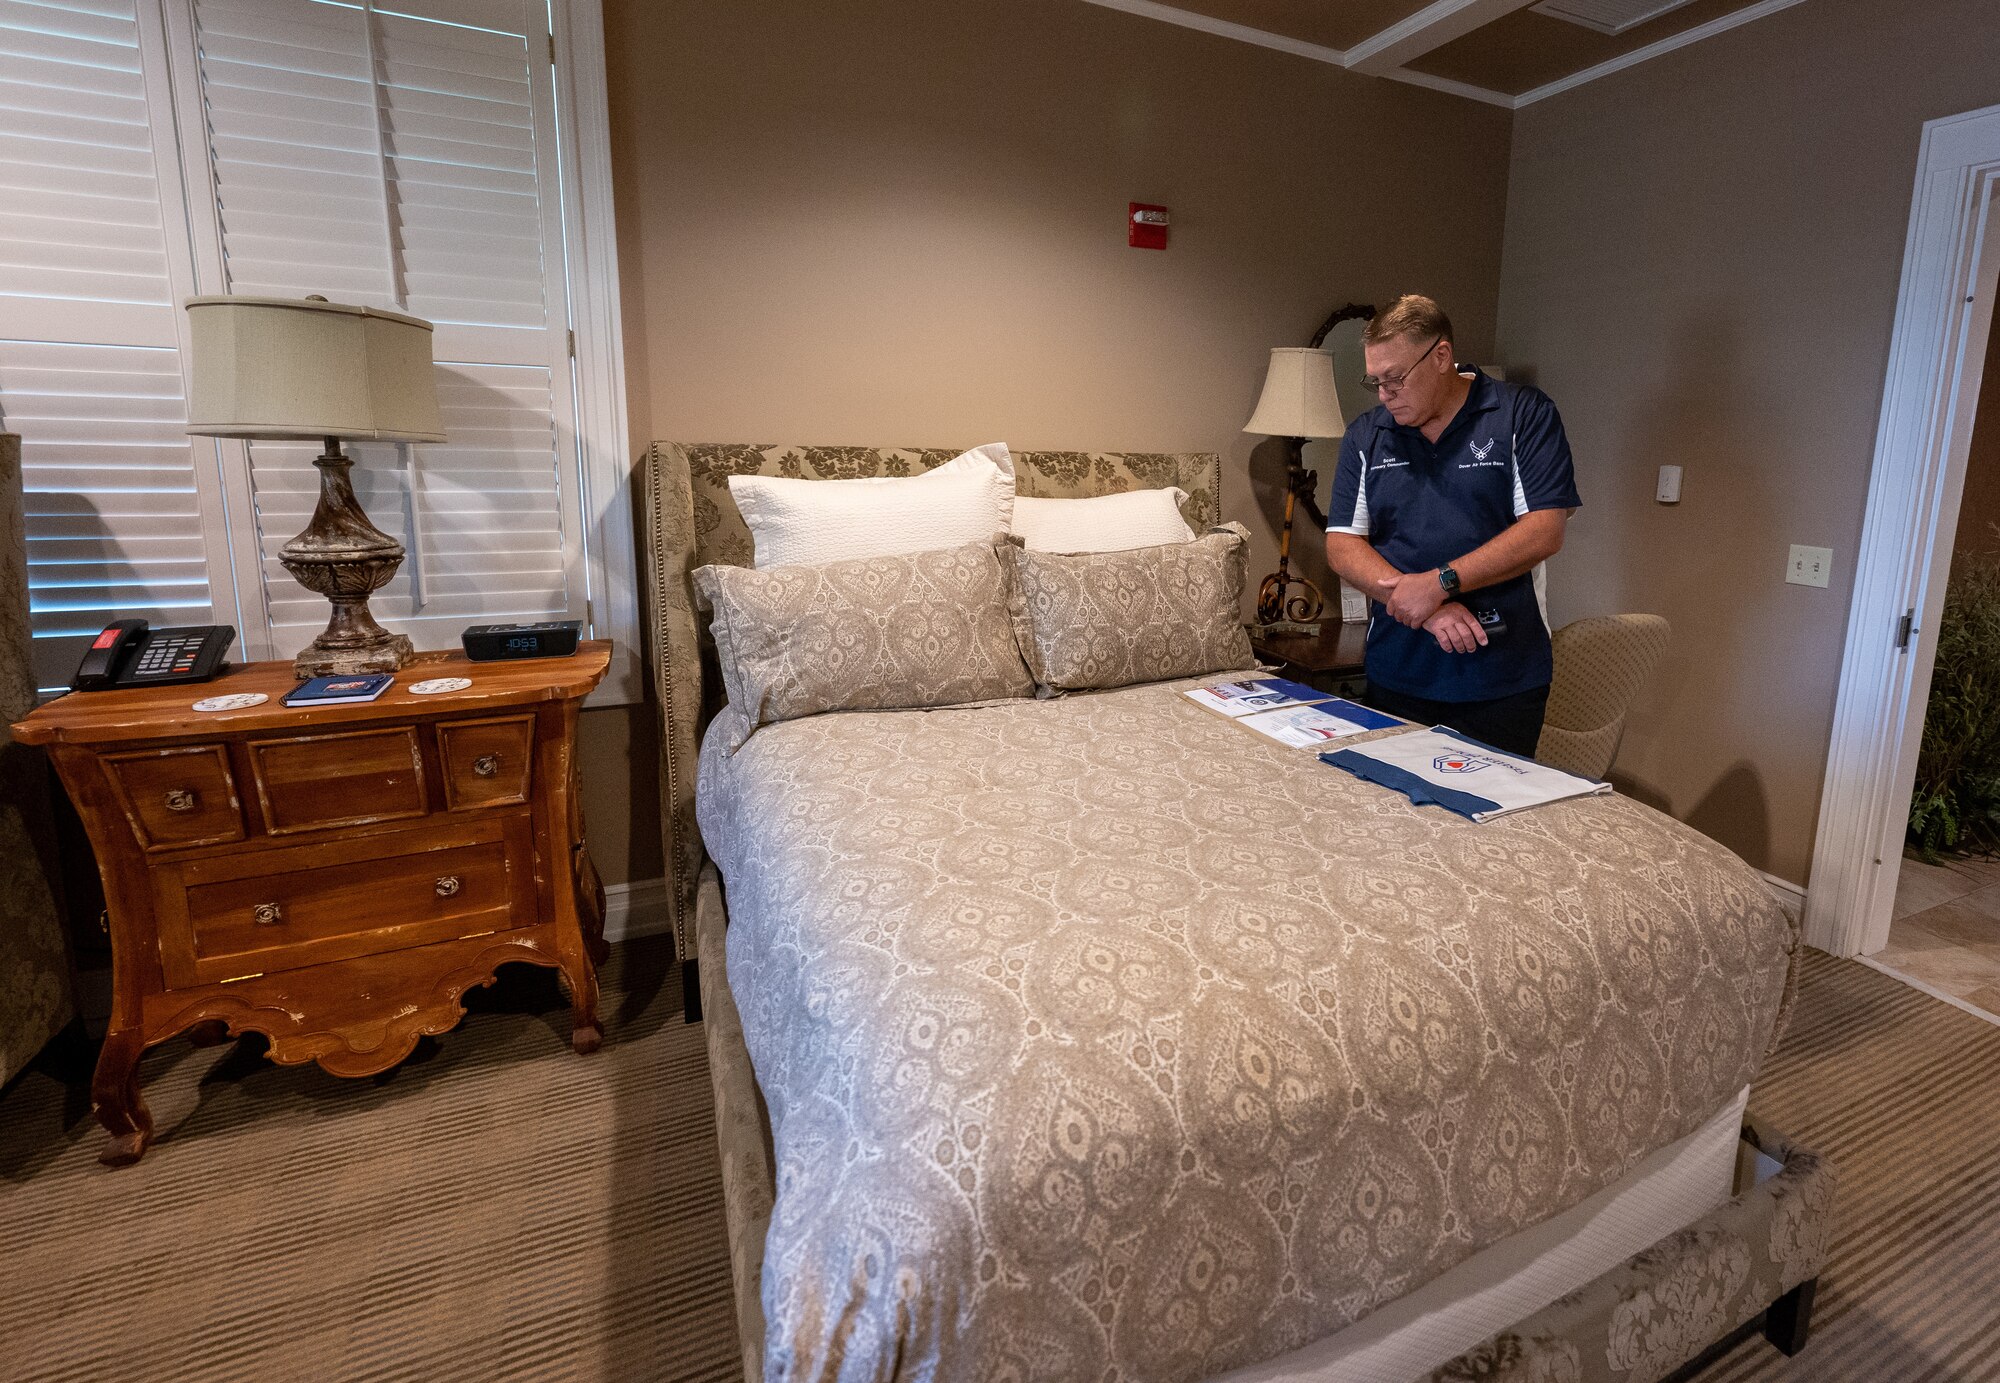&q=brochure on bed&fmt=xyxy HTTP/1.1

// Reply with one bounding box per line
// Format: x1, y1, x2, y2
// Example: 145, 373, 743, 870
1183, 678, 1402, 748
1183, 675, 1331, 716
693, 677, 1799, 1383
